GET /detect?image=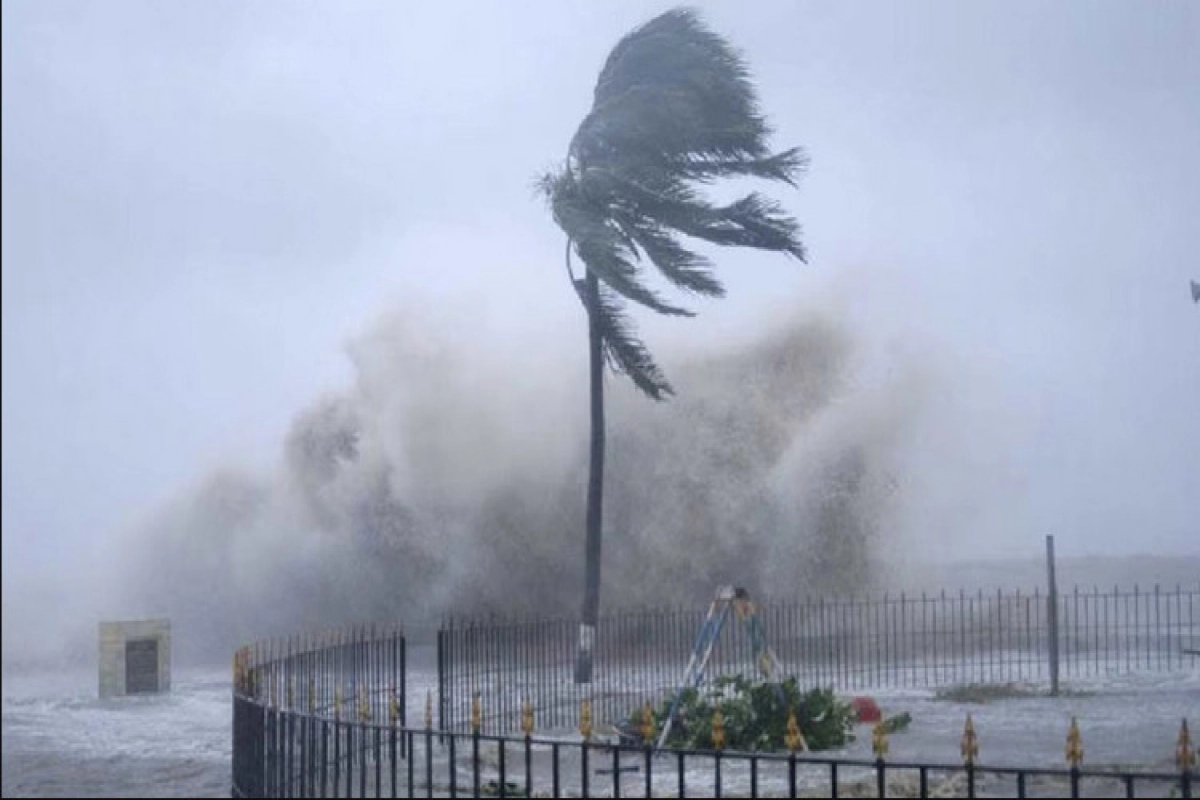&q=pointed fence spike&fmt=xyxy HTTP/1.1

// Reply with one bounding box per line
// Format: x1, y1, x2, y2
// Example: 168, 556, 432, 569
961, 714, 979, 766
522, 699, 535, 738
640, 702, 655, 744
1178, 718, 1196, 772
580, 698, 594, 742
712, 707, 727, 752
1066, 717, 1084, 768
872, 721, 889, 760
785, 708, 806, 753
